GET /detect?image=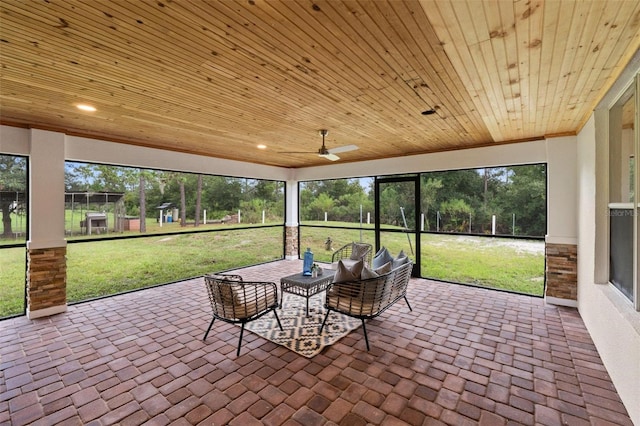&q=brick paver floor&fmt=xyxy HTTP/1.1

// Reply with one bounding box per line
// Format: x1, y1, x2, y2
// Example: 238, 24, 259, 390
0, 260, 633, 425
